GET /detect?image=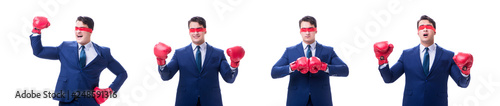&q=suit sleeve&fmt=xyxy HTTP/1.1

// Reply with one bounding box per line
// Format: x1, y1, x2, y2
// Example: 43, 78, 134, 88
327, 49, 349, 76
30, 34, 59, 59
220, 53, 237, 83
379, 53, 405, 83
450, 60, 470, 88
158, 51, 180, 81
271, 49, 291, 78
106, 49, 128, 92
